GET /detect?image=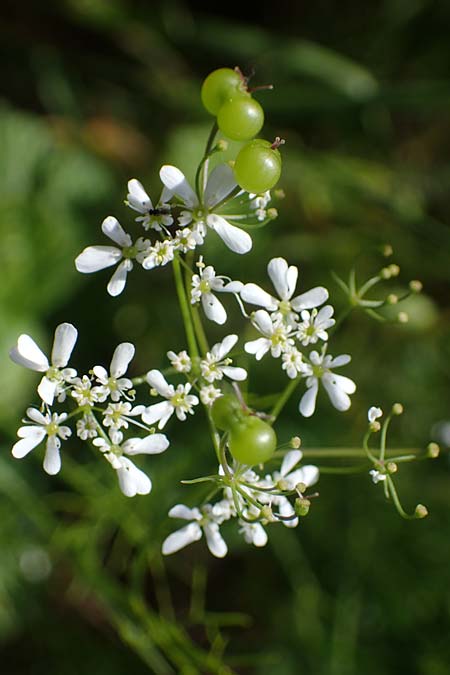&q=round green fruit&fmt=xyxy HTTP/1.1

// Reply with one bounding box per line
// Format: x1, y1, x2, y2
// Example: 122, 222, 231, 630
234, 139, 282, 193
201, 68, 245, 115
211, 394, 244, 431
217, 96, 264, 141
228, 416, 277, 466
